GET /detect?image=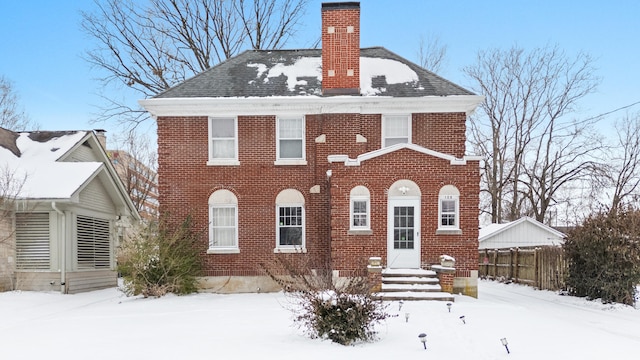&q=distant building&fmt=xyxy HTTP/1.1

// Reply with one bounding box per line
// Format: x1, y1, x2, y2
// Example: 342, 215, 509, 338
95, 130, 159, 222
106, 150, 159, 222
